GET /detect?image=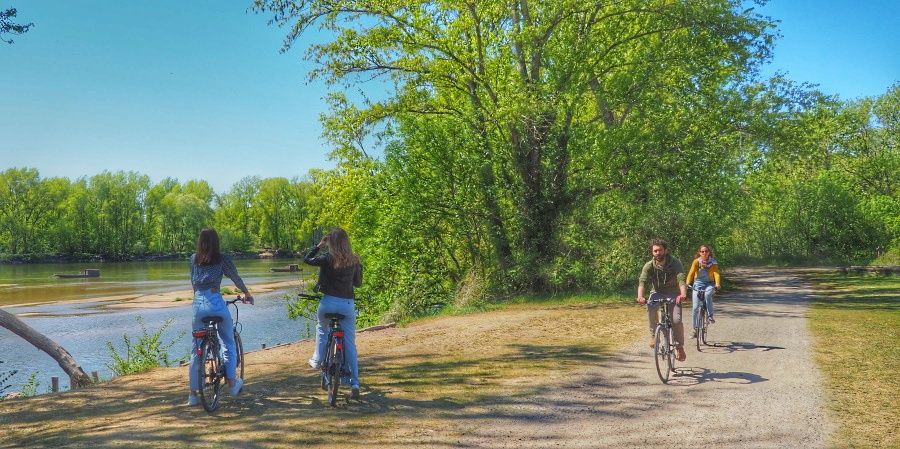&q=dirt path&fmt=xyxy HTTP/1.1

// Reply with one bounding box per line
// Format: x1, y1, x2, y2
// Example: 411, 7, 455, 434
0, 268, 833, 448
438, 267, 835, 448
